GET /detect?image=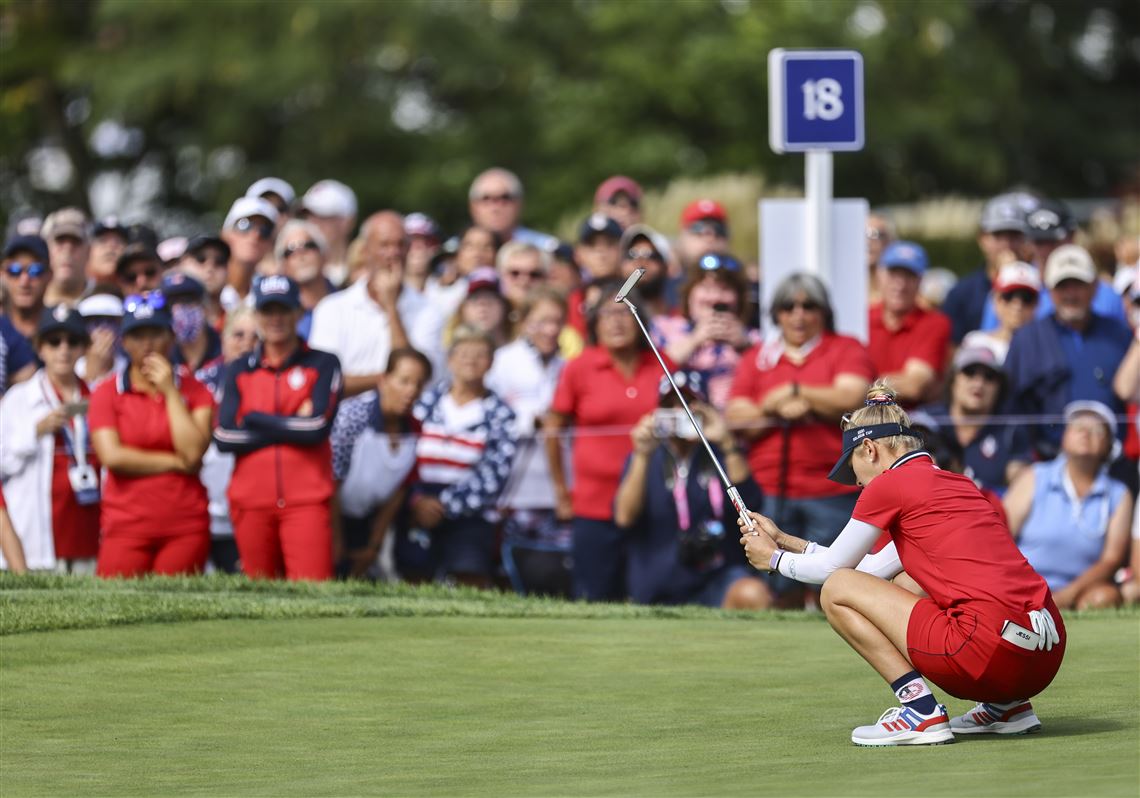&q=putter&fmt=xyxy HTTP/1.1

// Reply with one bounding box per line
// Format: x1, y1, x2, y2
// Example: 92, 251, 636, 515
614, 269, 757, 532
